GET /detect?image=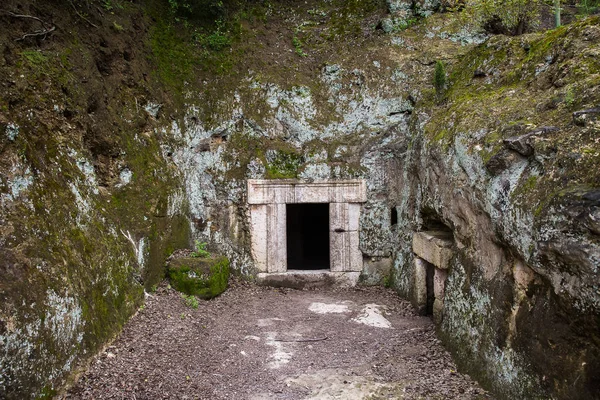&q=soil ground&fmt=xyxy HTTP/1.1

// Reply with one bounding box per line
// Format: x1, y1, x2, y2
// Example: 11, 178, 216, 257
64, 281, 491, 400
